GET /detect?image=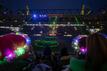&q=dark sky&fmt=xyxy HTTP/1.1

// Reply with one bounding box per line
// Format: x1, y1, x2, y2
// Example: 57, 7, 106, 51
0, 0, 107, 11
